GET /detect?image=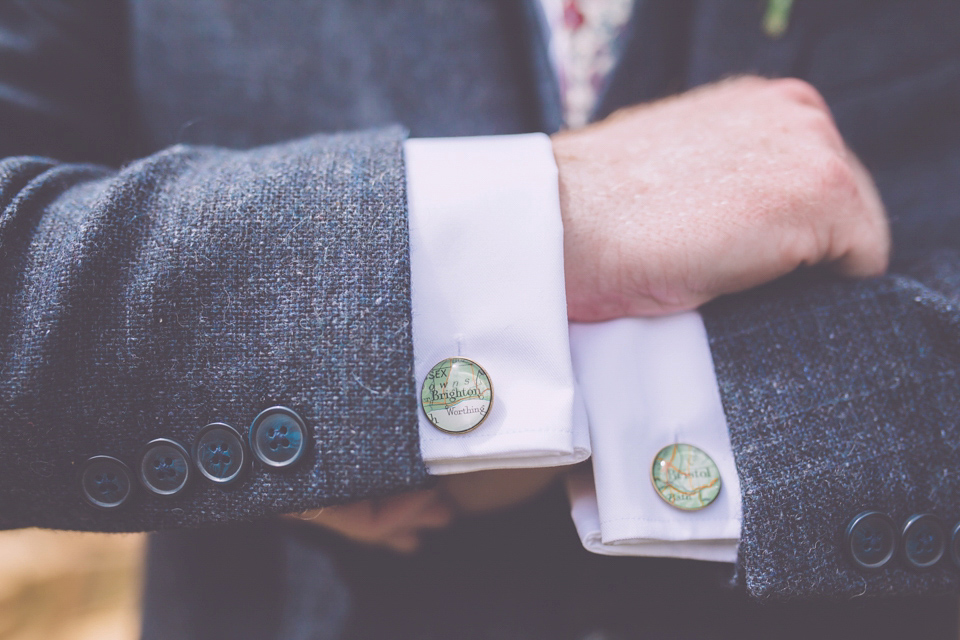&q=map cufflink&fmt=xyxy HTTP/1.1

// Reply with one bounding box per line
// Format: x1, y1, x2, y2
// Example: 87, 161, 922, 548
651, 443, 722, 511
421, 357, 493, 434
